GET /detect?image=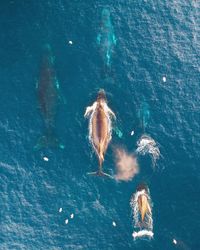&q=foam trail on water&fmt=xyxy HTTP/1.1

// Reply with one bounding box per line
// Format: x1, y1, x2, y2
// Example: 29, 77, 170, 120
136, 134, 160, 167
130, 187, 153, 239
114, 147, 139, 181
132, 230, 153, 239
